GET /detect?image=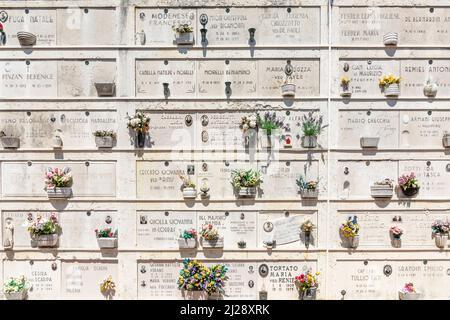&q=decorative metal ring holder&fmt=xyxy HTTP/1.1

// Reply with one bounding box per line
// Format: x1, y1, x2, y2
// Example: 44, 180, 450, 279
199, 13, 208, 45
